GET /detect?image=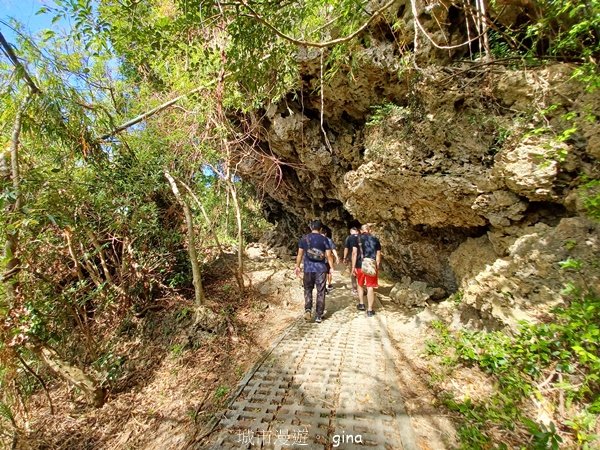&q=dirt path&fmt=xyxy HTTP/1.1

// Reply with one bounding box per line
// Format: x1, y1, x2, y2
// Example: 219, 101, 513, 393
204, 270, 421, 449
